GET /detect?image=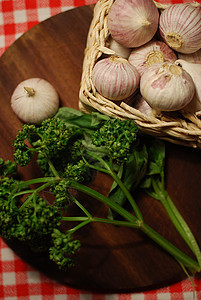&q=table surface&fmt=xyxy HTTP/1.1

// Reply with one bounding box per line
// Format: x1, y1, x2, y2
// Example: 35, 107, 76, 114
0, 0, 201, 299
